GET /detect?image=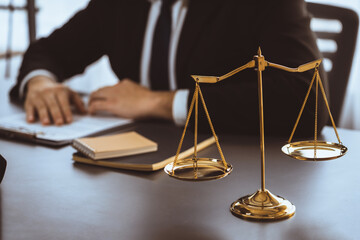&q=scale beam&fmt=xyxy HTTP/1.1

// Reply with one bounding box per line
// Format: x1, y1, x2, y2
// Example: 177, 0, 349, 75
267, 59, 322, 72
191, 60, 256, 83
191, 58, 322, 84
